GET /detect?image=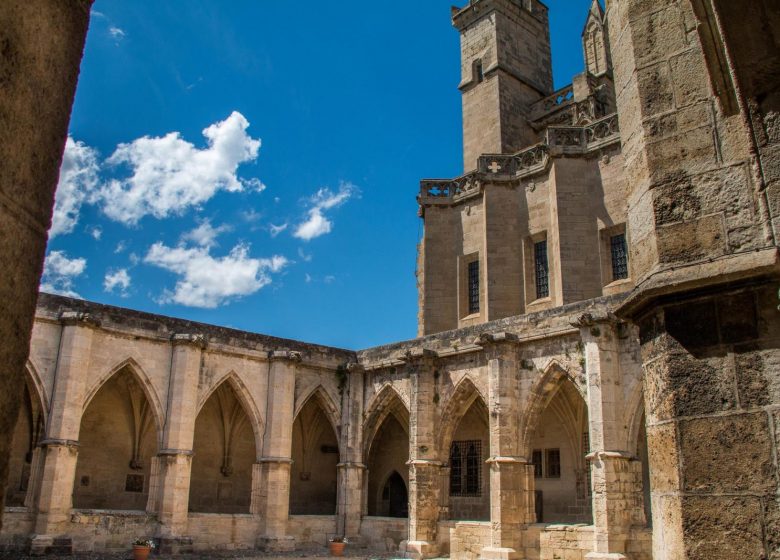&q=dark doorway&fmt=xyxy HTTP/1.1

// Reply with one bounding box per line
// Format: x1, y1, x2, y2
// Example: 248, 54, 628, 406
383, 471, 408, 518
